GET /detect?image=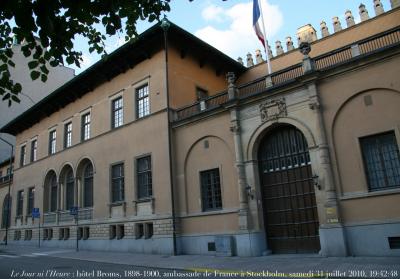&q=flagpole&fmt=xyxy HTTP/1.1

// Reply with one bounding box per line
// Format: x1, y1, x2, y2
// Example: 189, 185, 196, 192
257, 0, 272, 75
